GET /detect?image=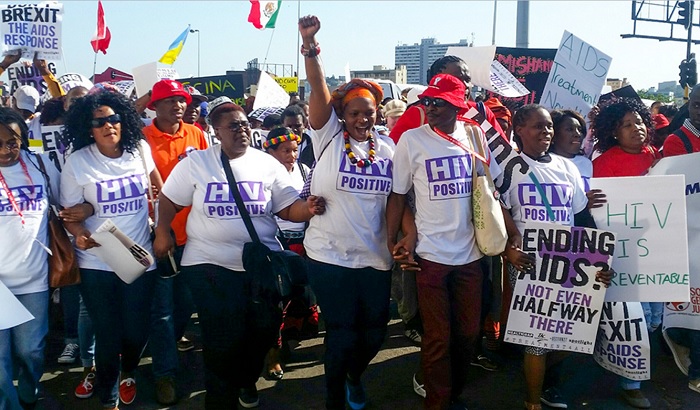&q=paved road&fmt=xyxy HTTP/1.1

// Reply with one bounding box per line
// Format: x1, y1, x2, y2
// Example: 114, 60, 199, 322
35, 304, 700, 410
